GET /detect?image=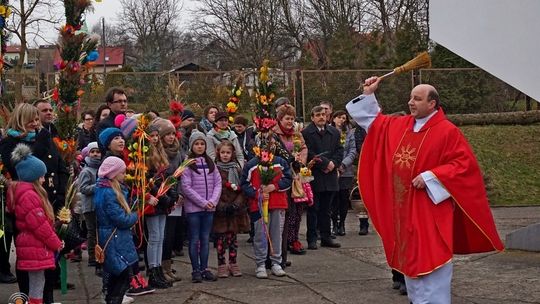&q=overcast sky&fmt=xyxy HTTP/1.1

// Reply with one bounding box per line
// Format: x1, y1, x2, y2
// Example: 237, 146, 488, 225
27, 0, 198, 47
